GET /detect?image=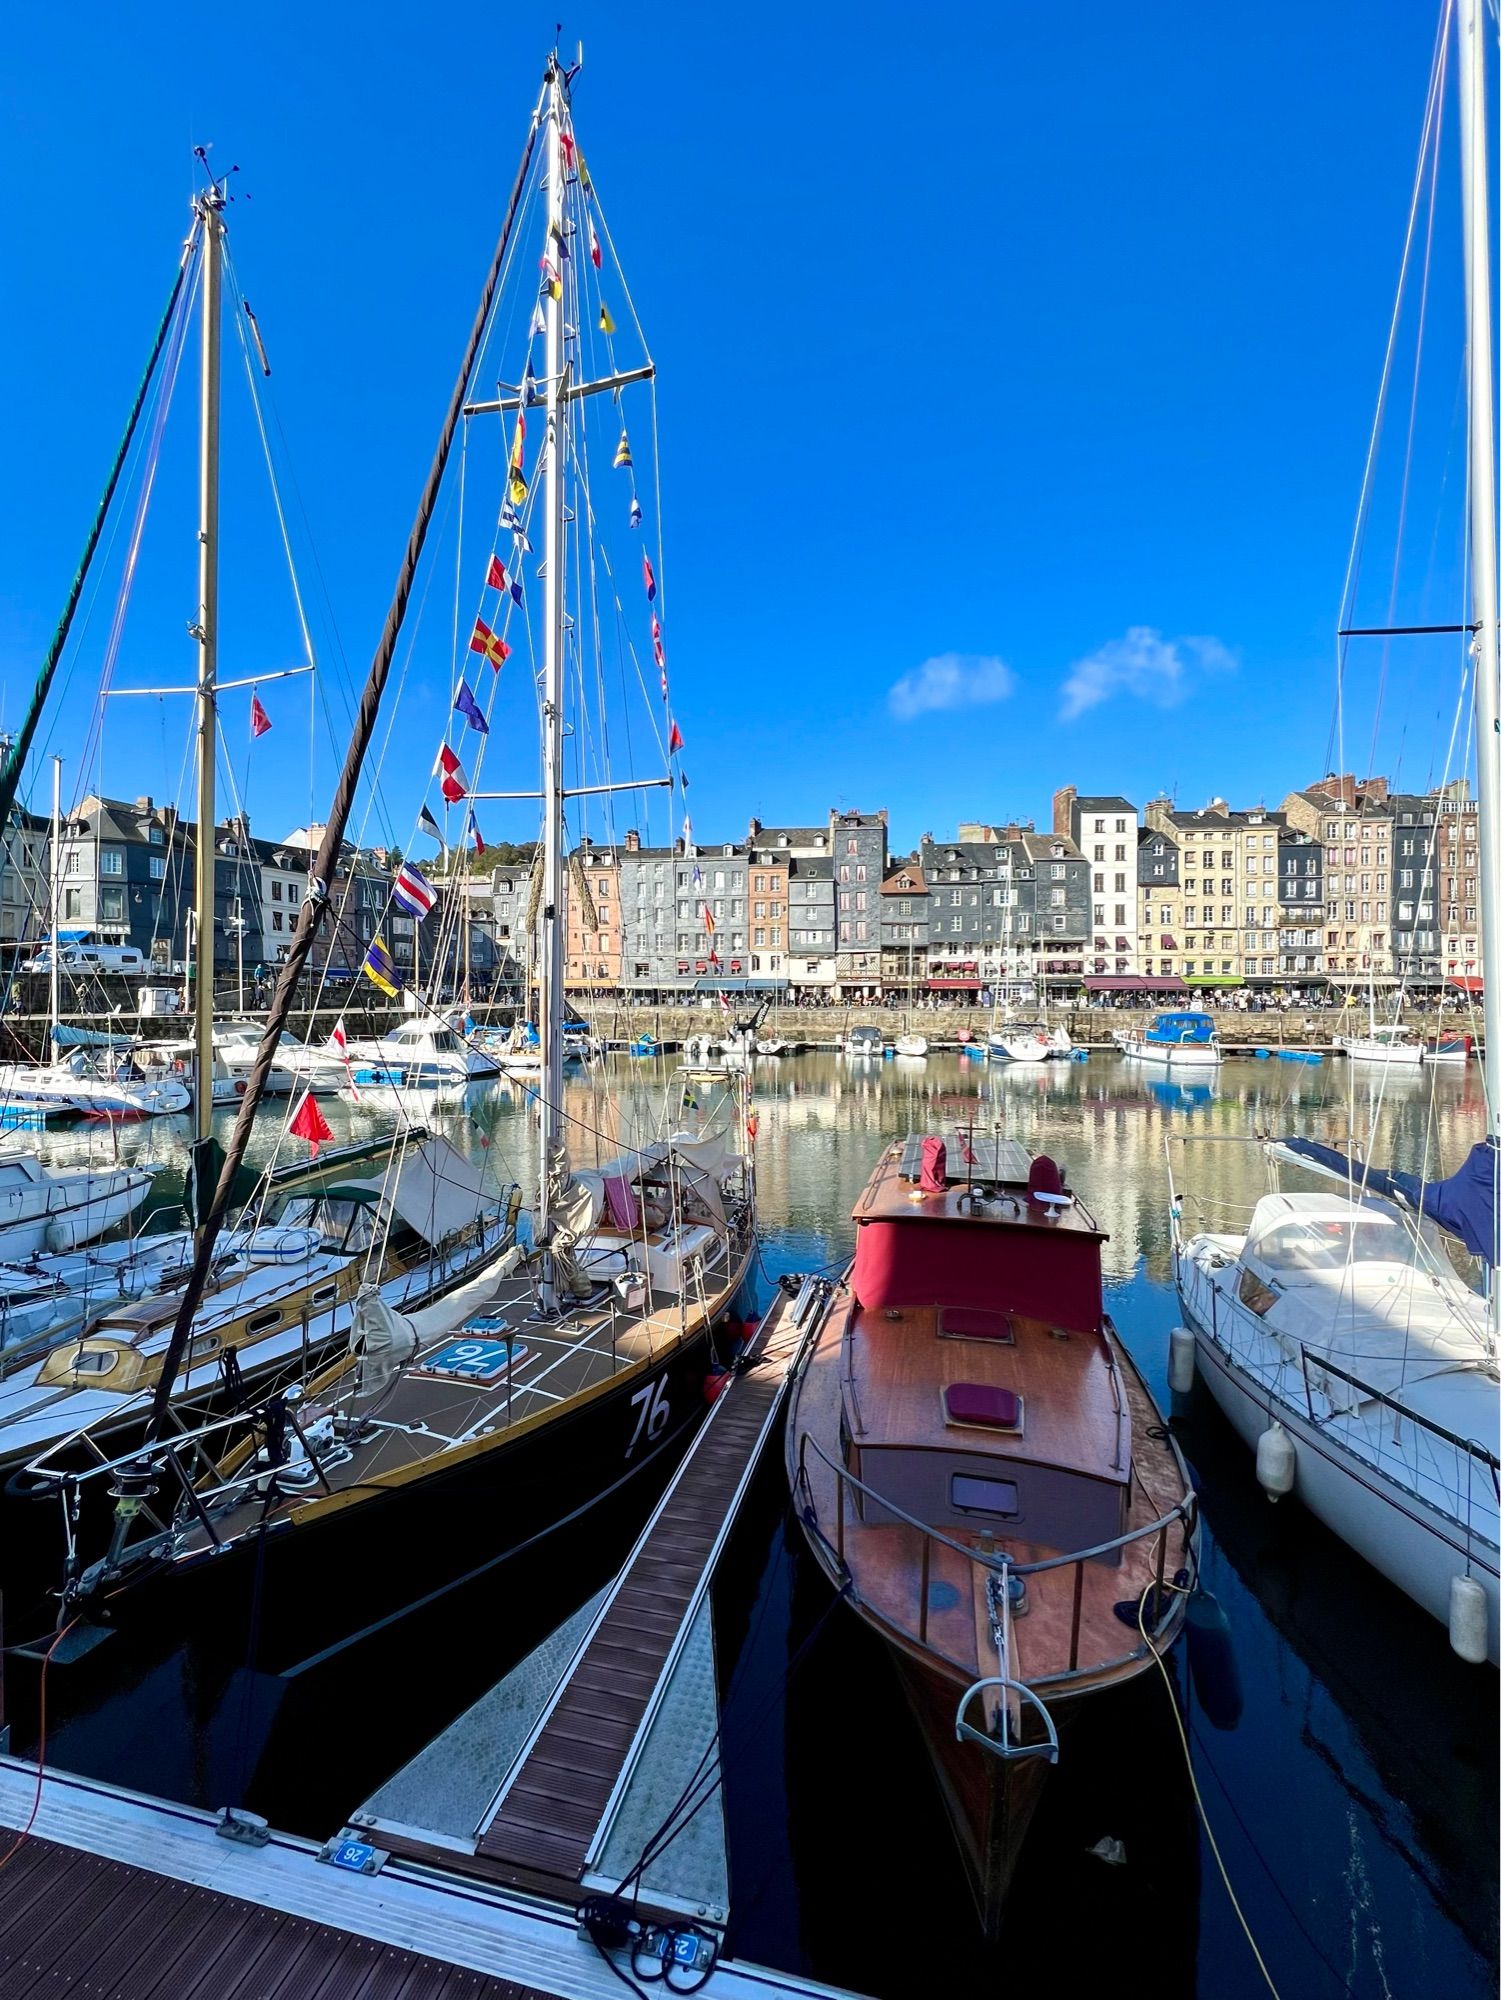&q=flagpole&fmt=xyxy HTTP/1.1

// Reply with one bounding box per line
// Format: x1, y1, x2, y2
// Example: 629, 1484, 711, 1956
537, 53, 569, 1302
